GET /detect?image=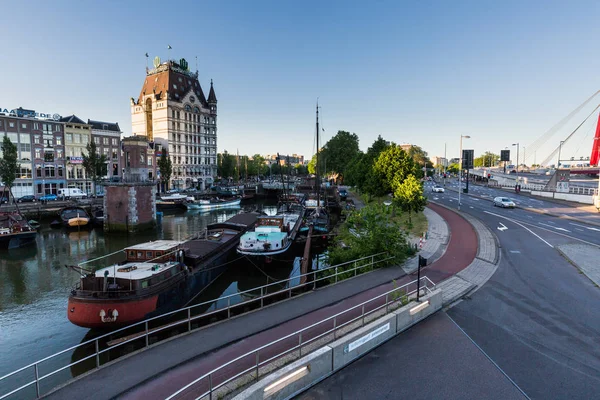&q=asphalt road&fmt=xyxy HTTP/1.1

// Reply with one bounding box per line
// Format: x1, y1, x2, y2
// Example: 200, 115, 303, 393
298, 184, 600, 400
425, 182, 600, 399
297, 312, 526, 400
